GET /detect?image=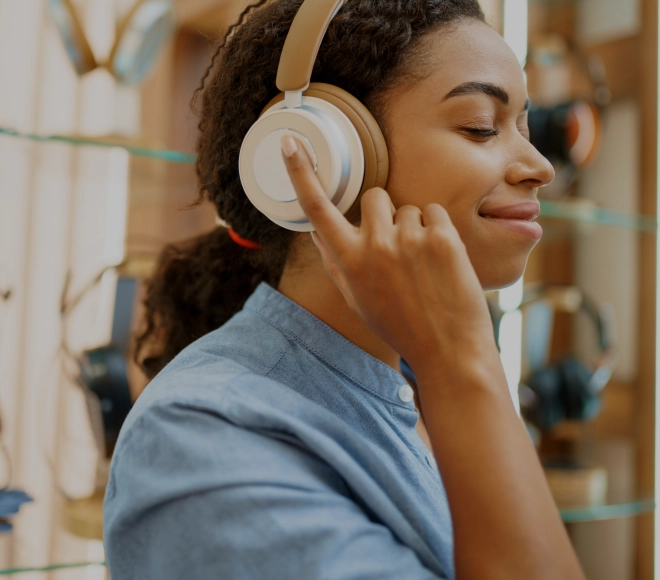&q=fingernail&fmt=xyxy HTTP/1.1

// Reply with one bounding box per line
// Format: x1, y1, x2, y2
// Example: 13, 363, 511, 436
281, 134, 298, 158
